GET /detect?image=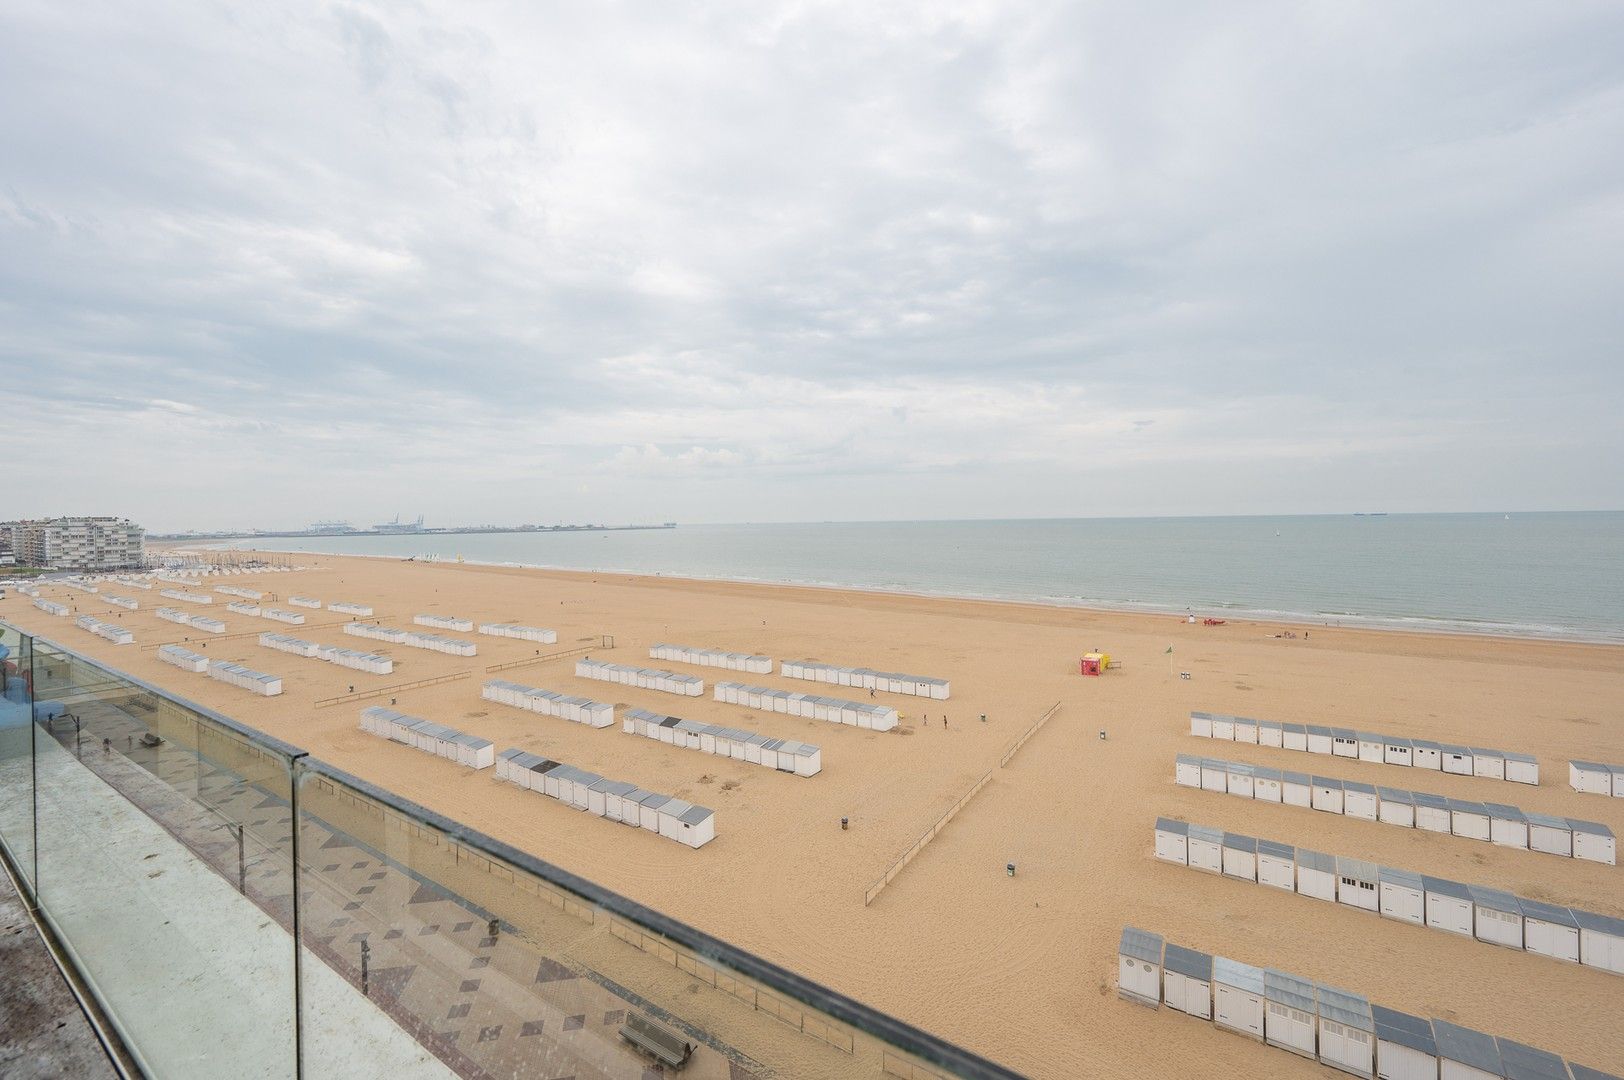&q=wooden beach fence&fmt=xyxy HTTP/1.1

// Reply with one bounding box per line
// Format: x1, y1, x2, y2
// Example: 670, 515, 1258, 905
483, 643, 602, 674
864, 701, 1061, 906
314, 670, 470, 708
